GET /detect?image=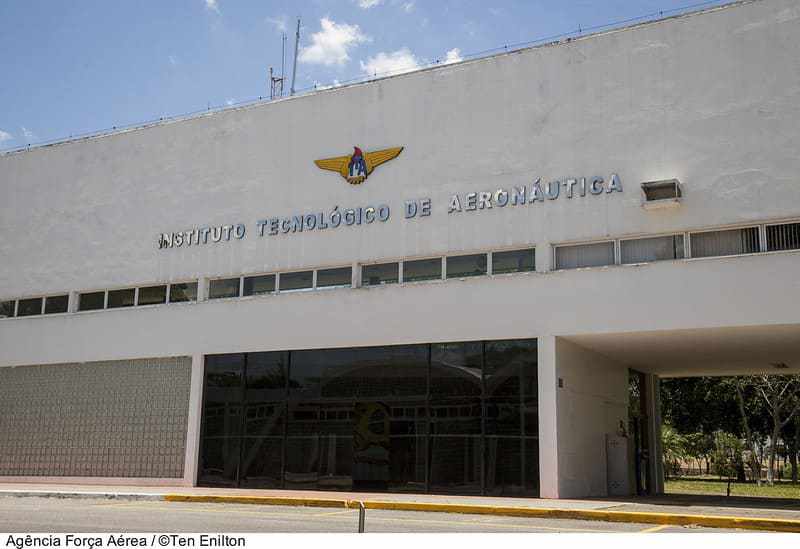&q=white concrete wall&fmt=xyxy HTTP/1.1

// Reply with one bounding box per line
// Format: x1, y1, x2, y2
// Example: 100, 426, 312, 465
554, 338, 629, 499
